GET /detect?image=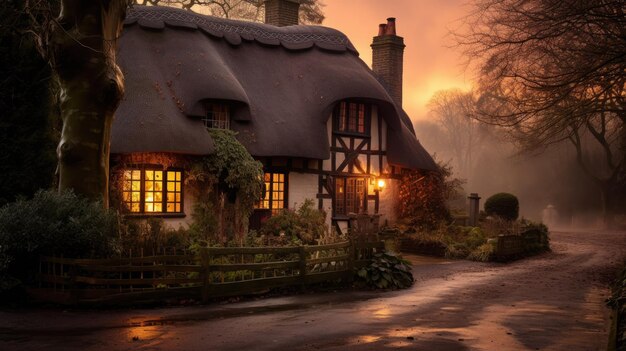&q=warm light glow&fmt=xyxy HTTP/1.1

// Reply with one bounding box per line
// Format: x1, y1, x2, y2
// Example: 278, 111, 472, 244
121, 168, 182, 214
377, 179, 386, 190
